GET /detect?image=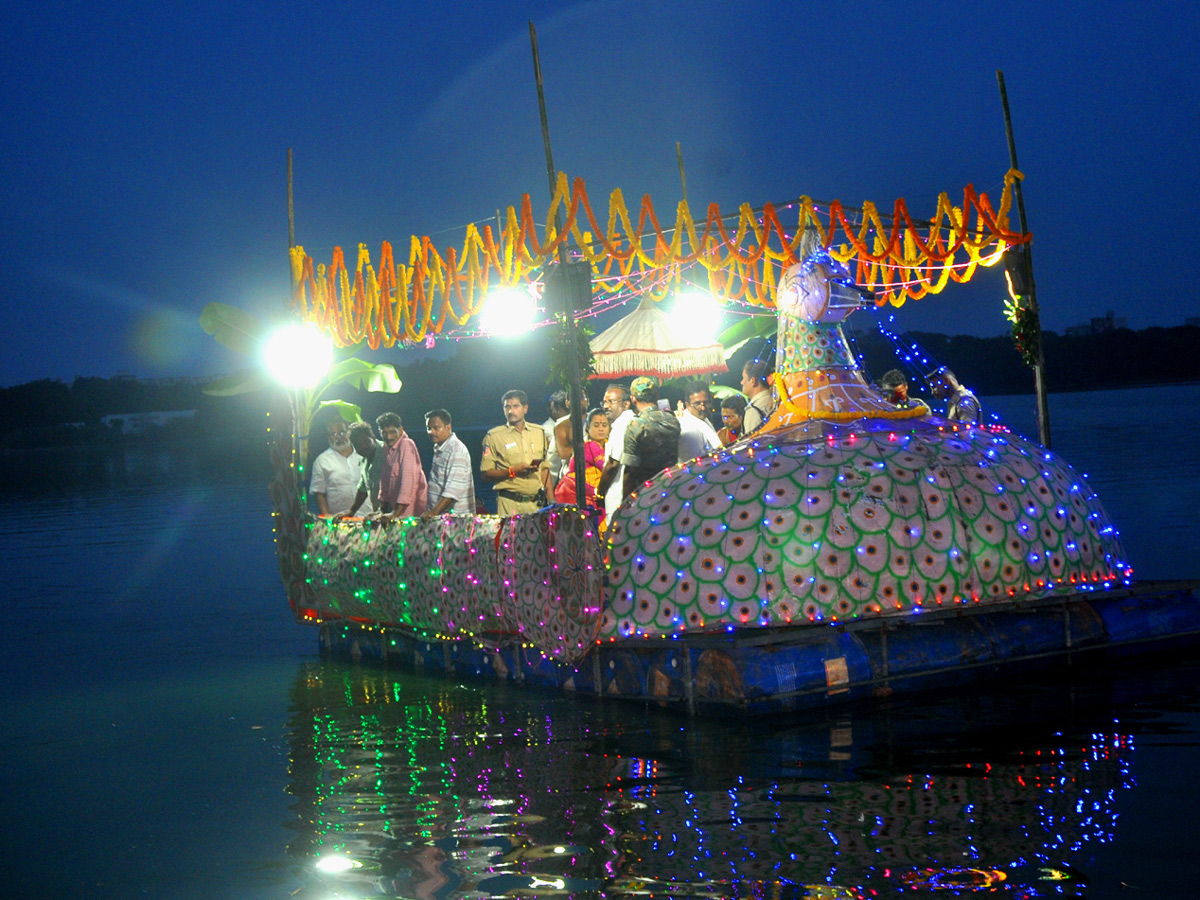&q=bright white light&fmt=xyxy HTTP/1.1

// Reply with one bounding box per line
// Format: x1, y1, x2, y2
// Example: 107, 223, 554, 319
671, 291, 724, 345
479, 286, 538, 336
261, 323, 334, 388
314, 855, 360, 873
